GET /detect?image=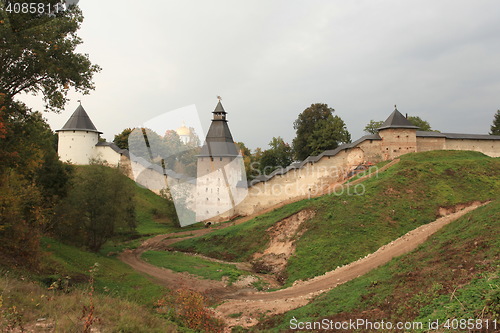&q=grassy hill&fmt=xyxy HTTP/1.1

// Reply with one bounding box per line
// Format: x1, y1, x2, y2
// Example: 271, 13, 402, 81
0, 170, 186, 331
256, 198, 500, 332
172, 151, 499, 287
